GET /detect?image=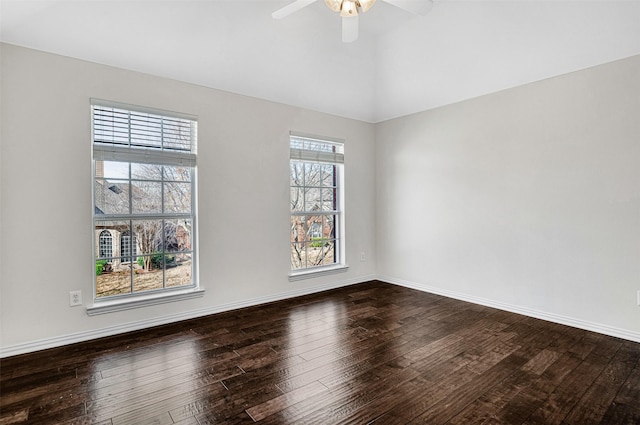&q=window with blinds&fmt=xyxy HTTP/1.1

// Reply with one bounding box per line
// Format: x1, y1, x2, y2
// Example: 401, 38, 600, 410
92, 101, 198, 300
92, 102, 197, 166
289, 132, 345, 273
